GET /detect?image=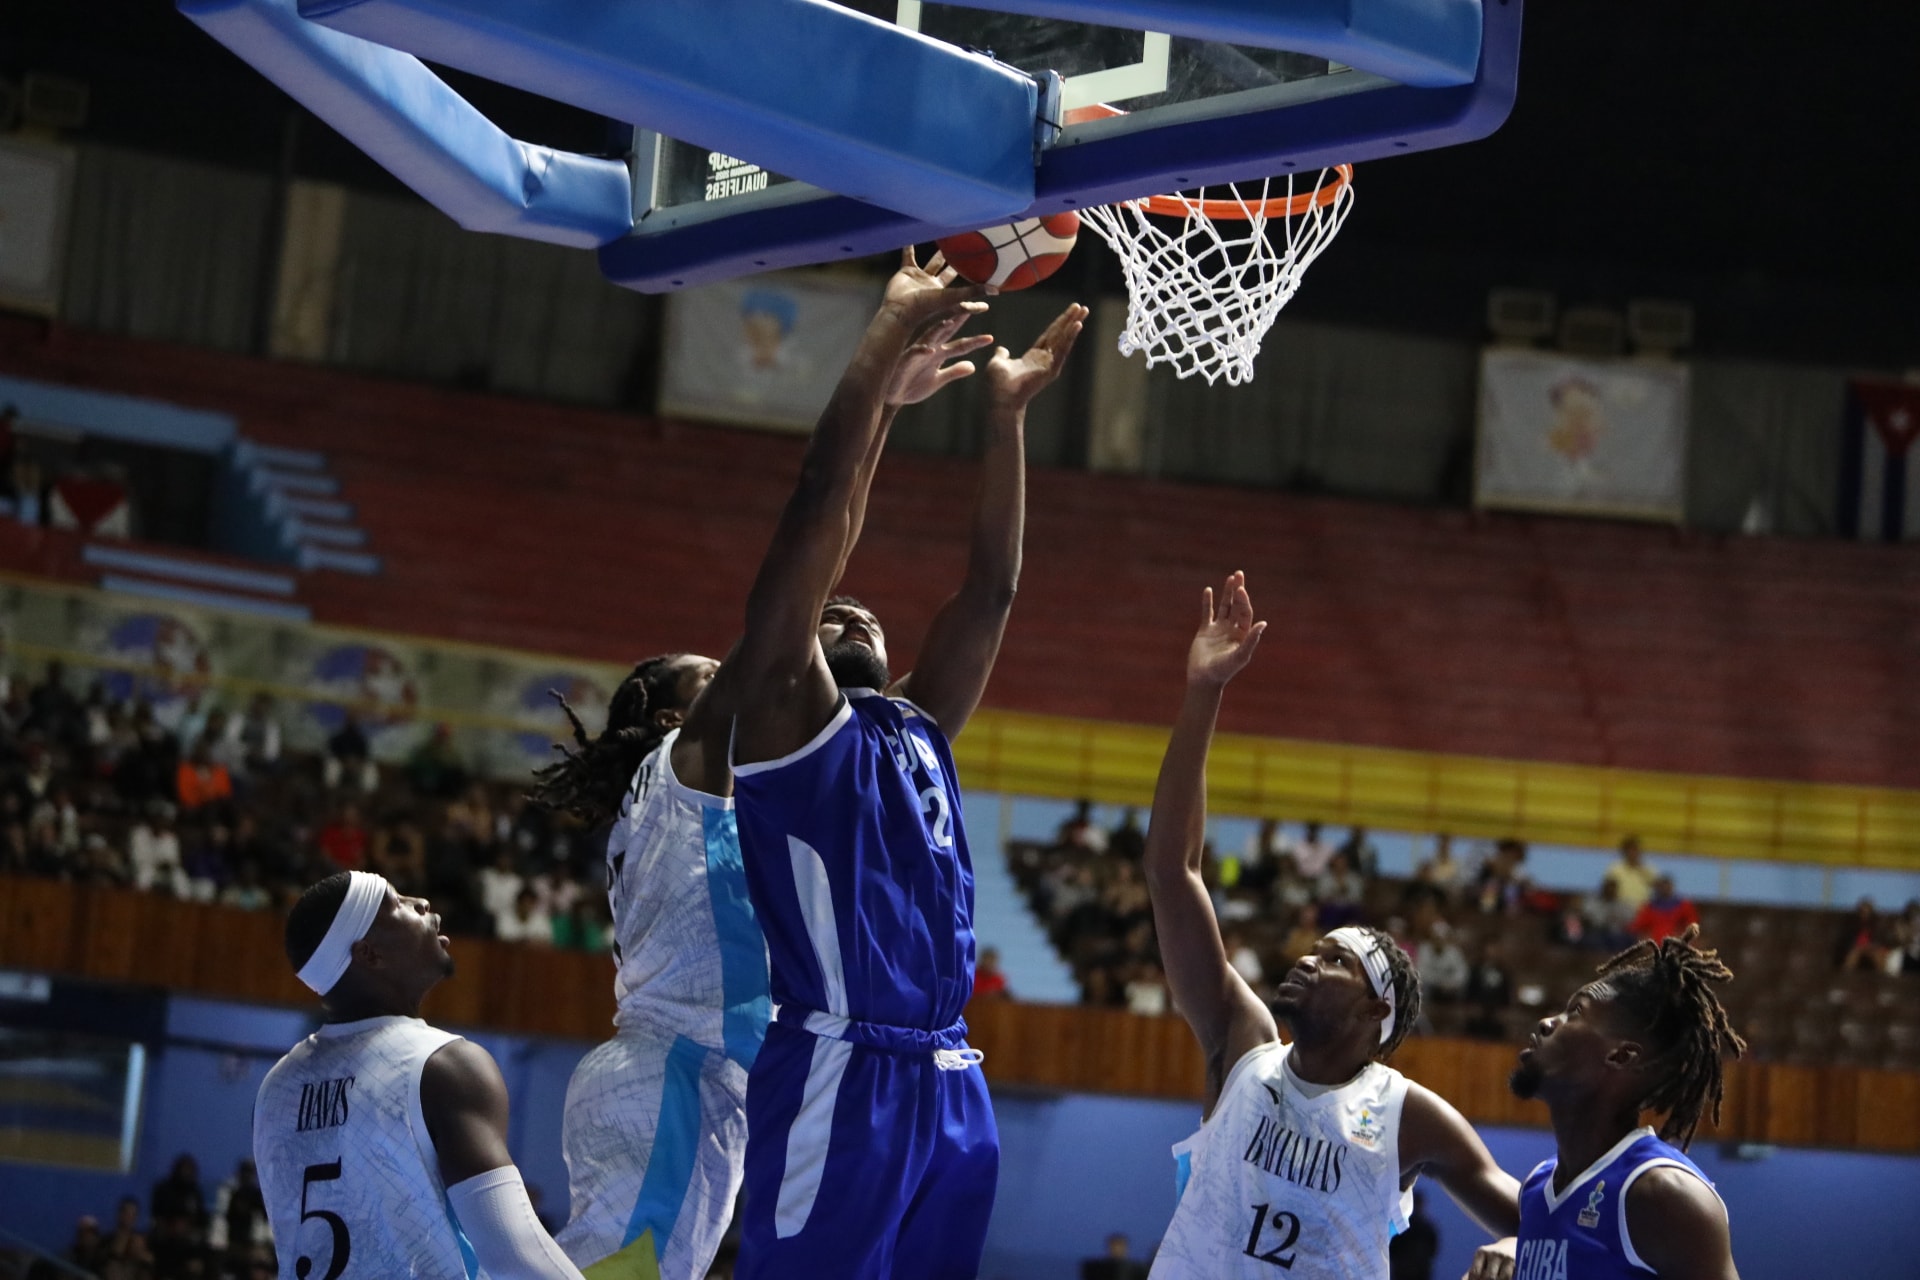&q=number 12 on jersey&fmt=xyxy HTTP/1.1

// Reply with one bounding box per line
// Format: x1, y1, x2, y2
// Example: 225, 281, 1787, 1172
1244, 1203, 1301, 1269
